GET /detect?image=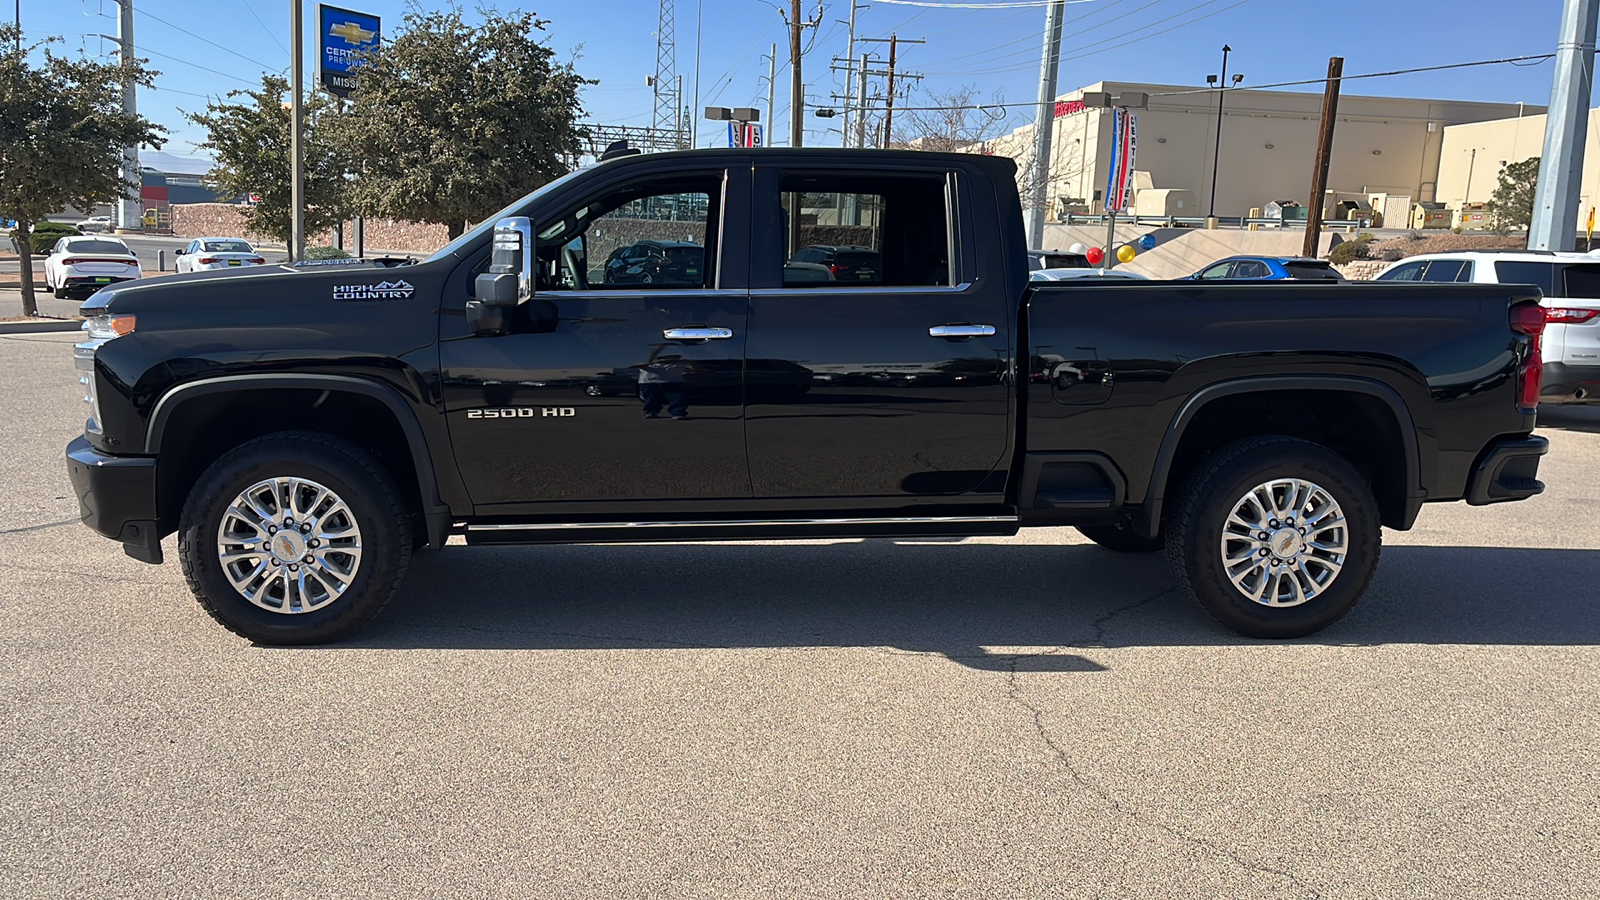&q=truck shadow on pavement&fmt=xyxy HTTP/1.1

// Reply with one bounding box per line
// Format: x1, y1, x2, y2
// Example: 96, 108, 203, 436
1538, 406, 1600, 434
347, 541, 1600, 668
